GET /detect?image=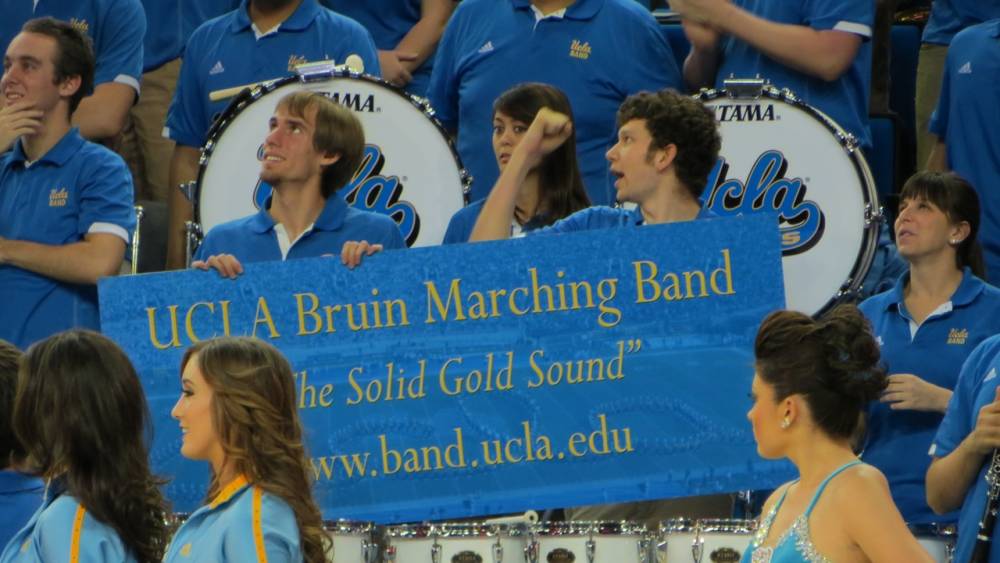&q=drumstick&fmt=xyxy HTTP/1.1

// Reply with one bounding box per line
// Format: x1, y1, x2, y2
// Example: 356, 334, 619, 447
208, 56, 365, 102
209, 80, 275, 102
